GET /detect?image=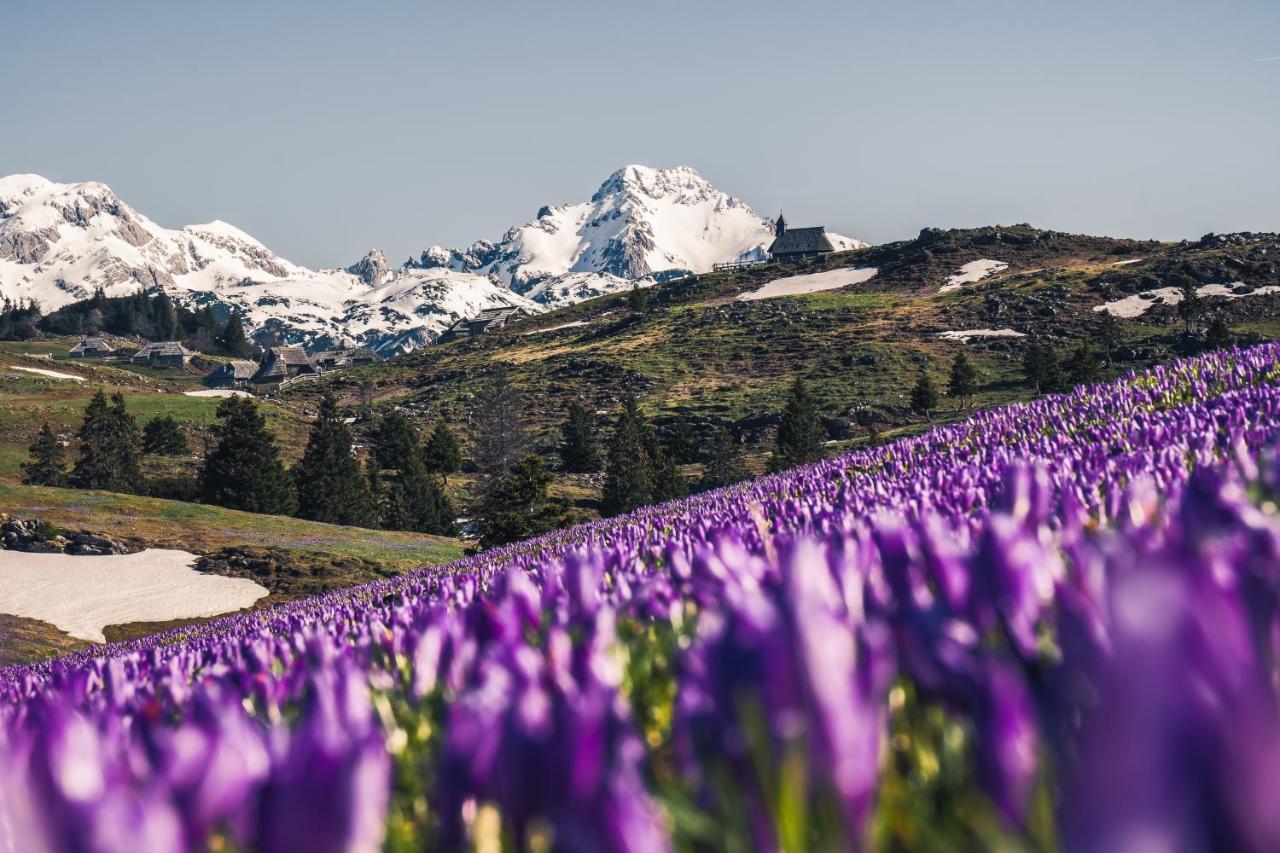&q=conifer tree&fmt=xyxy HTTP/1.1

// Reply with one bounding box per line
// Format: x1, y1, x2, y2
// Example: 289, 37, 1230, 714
1204, 313, 1233, 351
472, 367, 528, 488
70, 390, 141, 492
768, 378, 825, 472
646, 426, 687, 503
220, 311, 251, 358
602, 397, 654, 517
152, 290, 179, 341
697, 427, 749, 493
293, 392, 376, 527
424, 420, 463, 475
558, 400, 601, 473
910, 370, 939, 420
476, 455, 564, 548
1066, 339, 1102, 386
142, 415, 188, 456
1022, 342, 1065, 395
198, 397, 296, 515
23, 422, 66, 487
1097, 311, 1122, 367
370, 411, 453, 534
946, 352, 978, 407
1177, 281, 1206, 334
